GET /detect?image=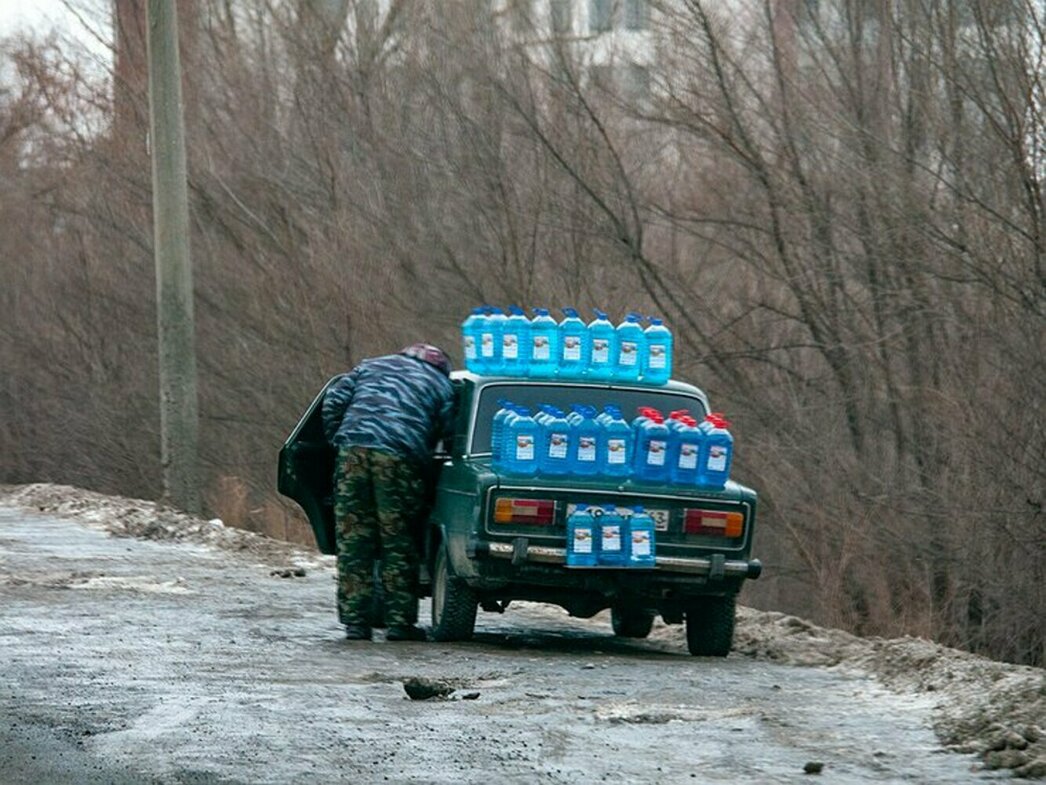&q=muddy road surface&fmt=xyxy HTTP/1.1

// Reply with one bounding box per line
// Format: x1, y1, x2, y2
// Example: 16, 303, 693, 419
0, 508, 997, 784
